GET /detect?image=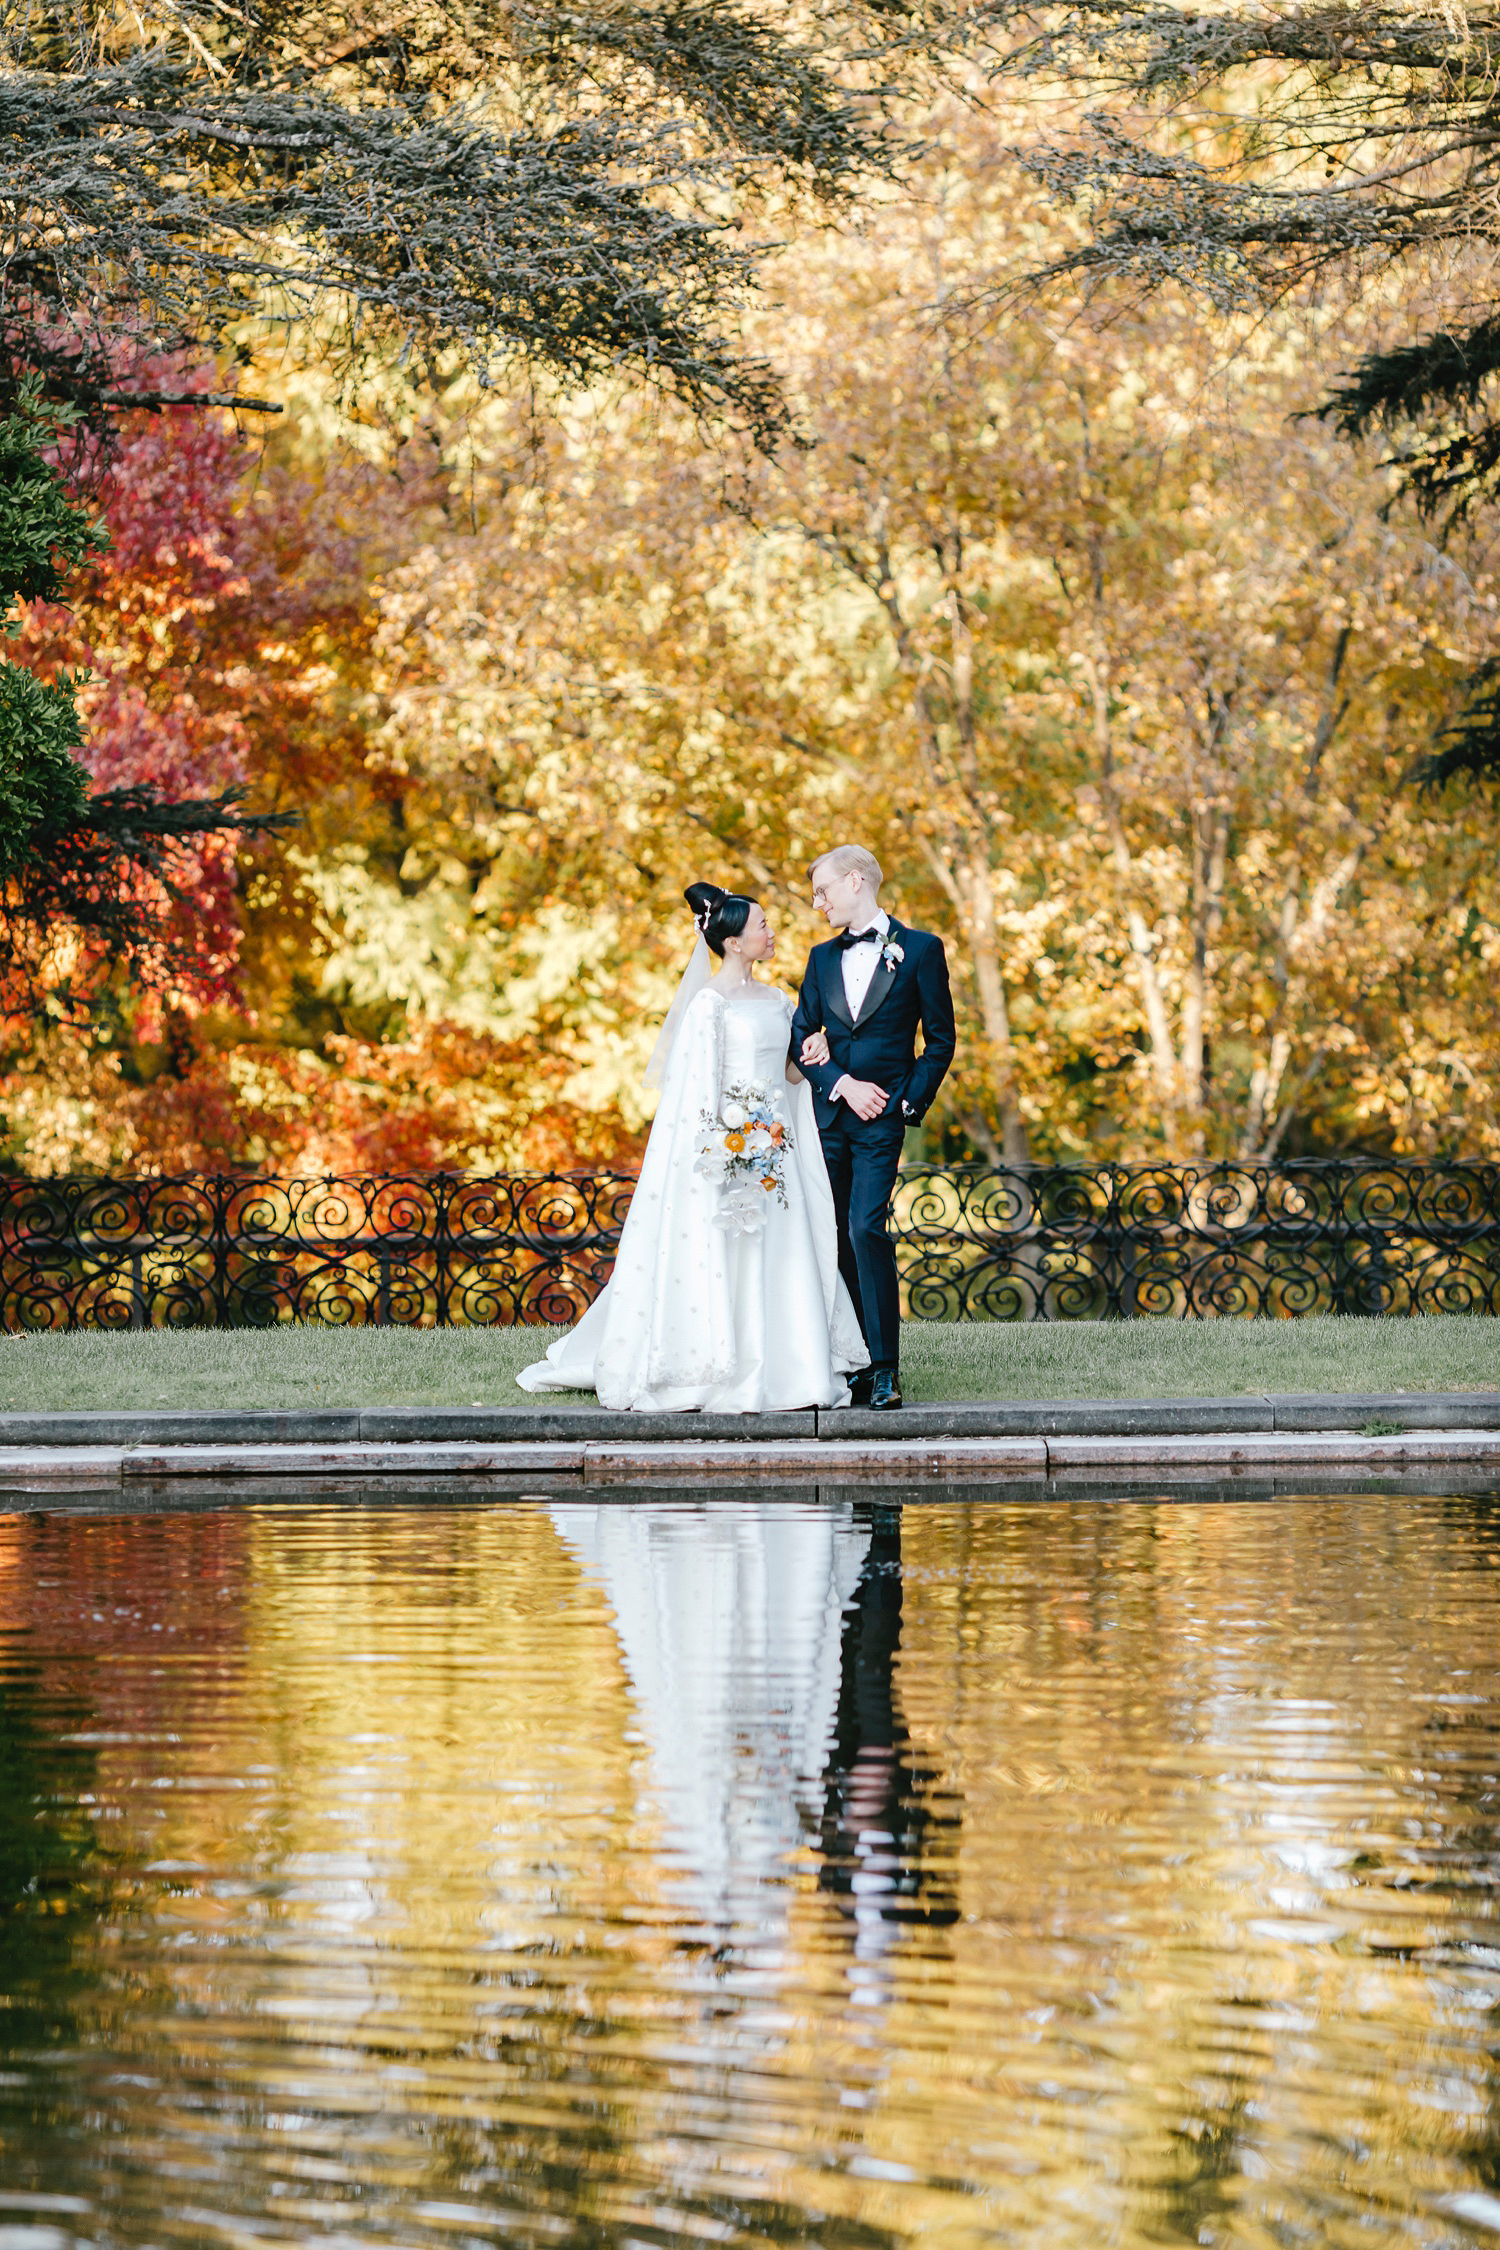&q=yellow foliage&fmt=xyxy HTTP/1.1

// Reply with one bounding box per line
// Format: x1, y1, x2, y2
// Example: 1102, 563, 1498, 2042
343, 123, 1500, 1162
